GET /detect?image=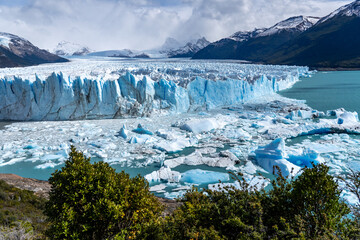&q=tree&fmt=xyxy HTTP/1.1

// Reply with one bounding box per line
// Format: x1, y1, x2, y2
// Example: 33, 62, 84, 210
45, 146, 162, 240
290, 164, 349, 239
